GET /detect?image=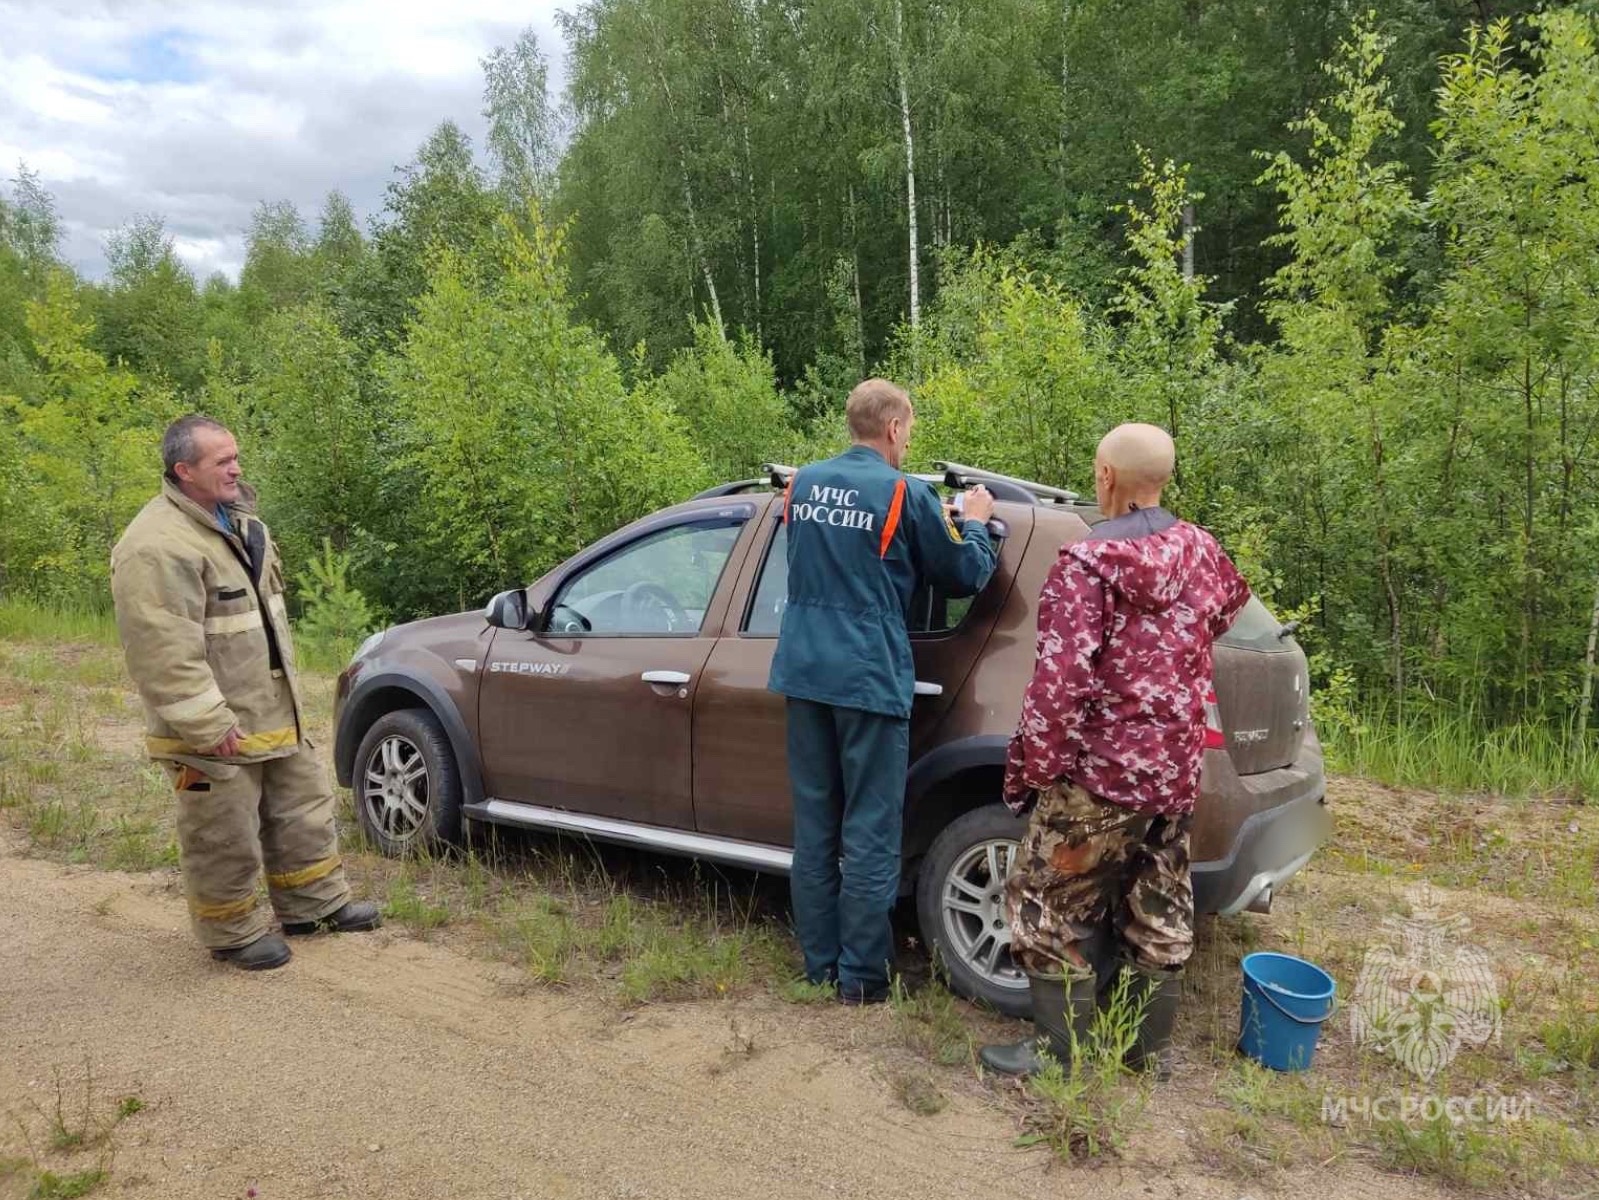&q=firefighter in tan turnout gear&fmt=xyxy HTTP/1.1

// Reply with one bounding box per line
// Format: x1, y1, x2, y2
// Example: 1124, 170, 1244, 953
111, 415, 380, 970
